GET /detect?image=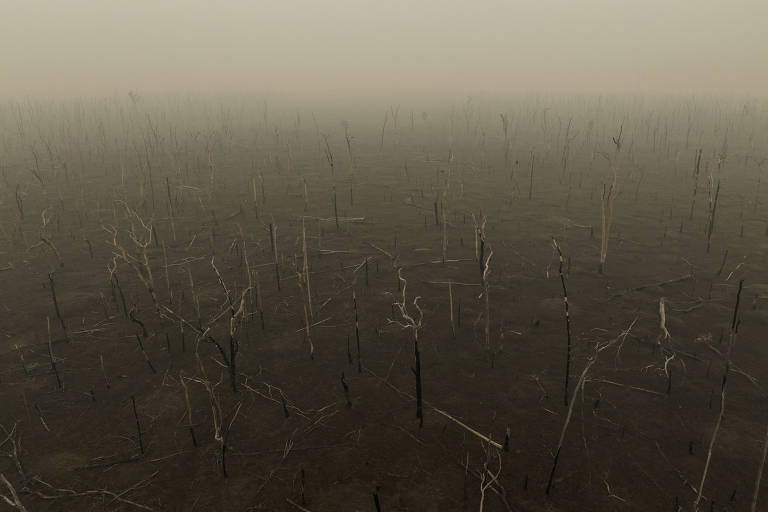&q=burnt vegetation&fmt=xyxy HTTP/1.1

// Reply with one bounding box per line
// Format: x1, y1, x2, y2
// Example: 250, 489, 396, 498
0, 94, 767, 511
